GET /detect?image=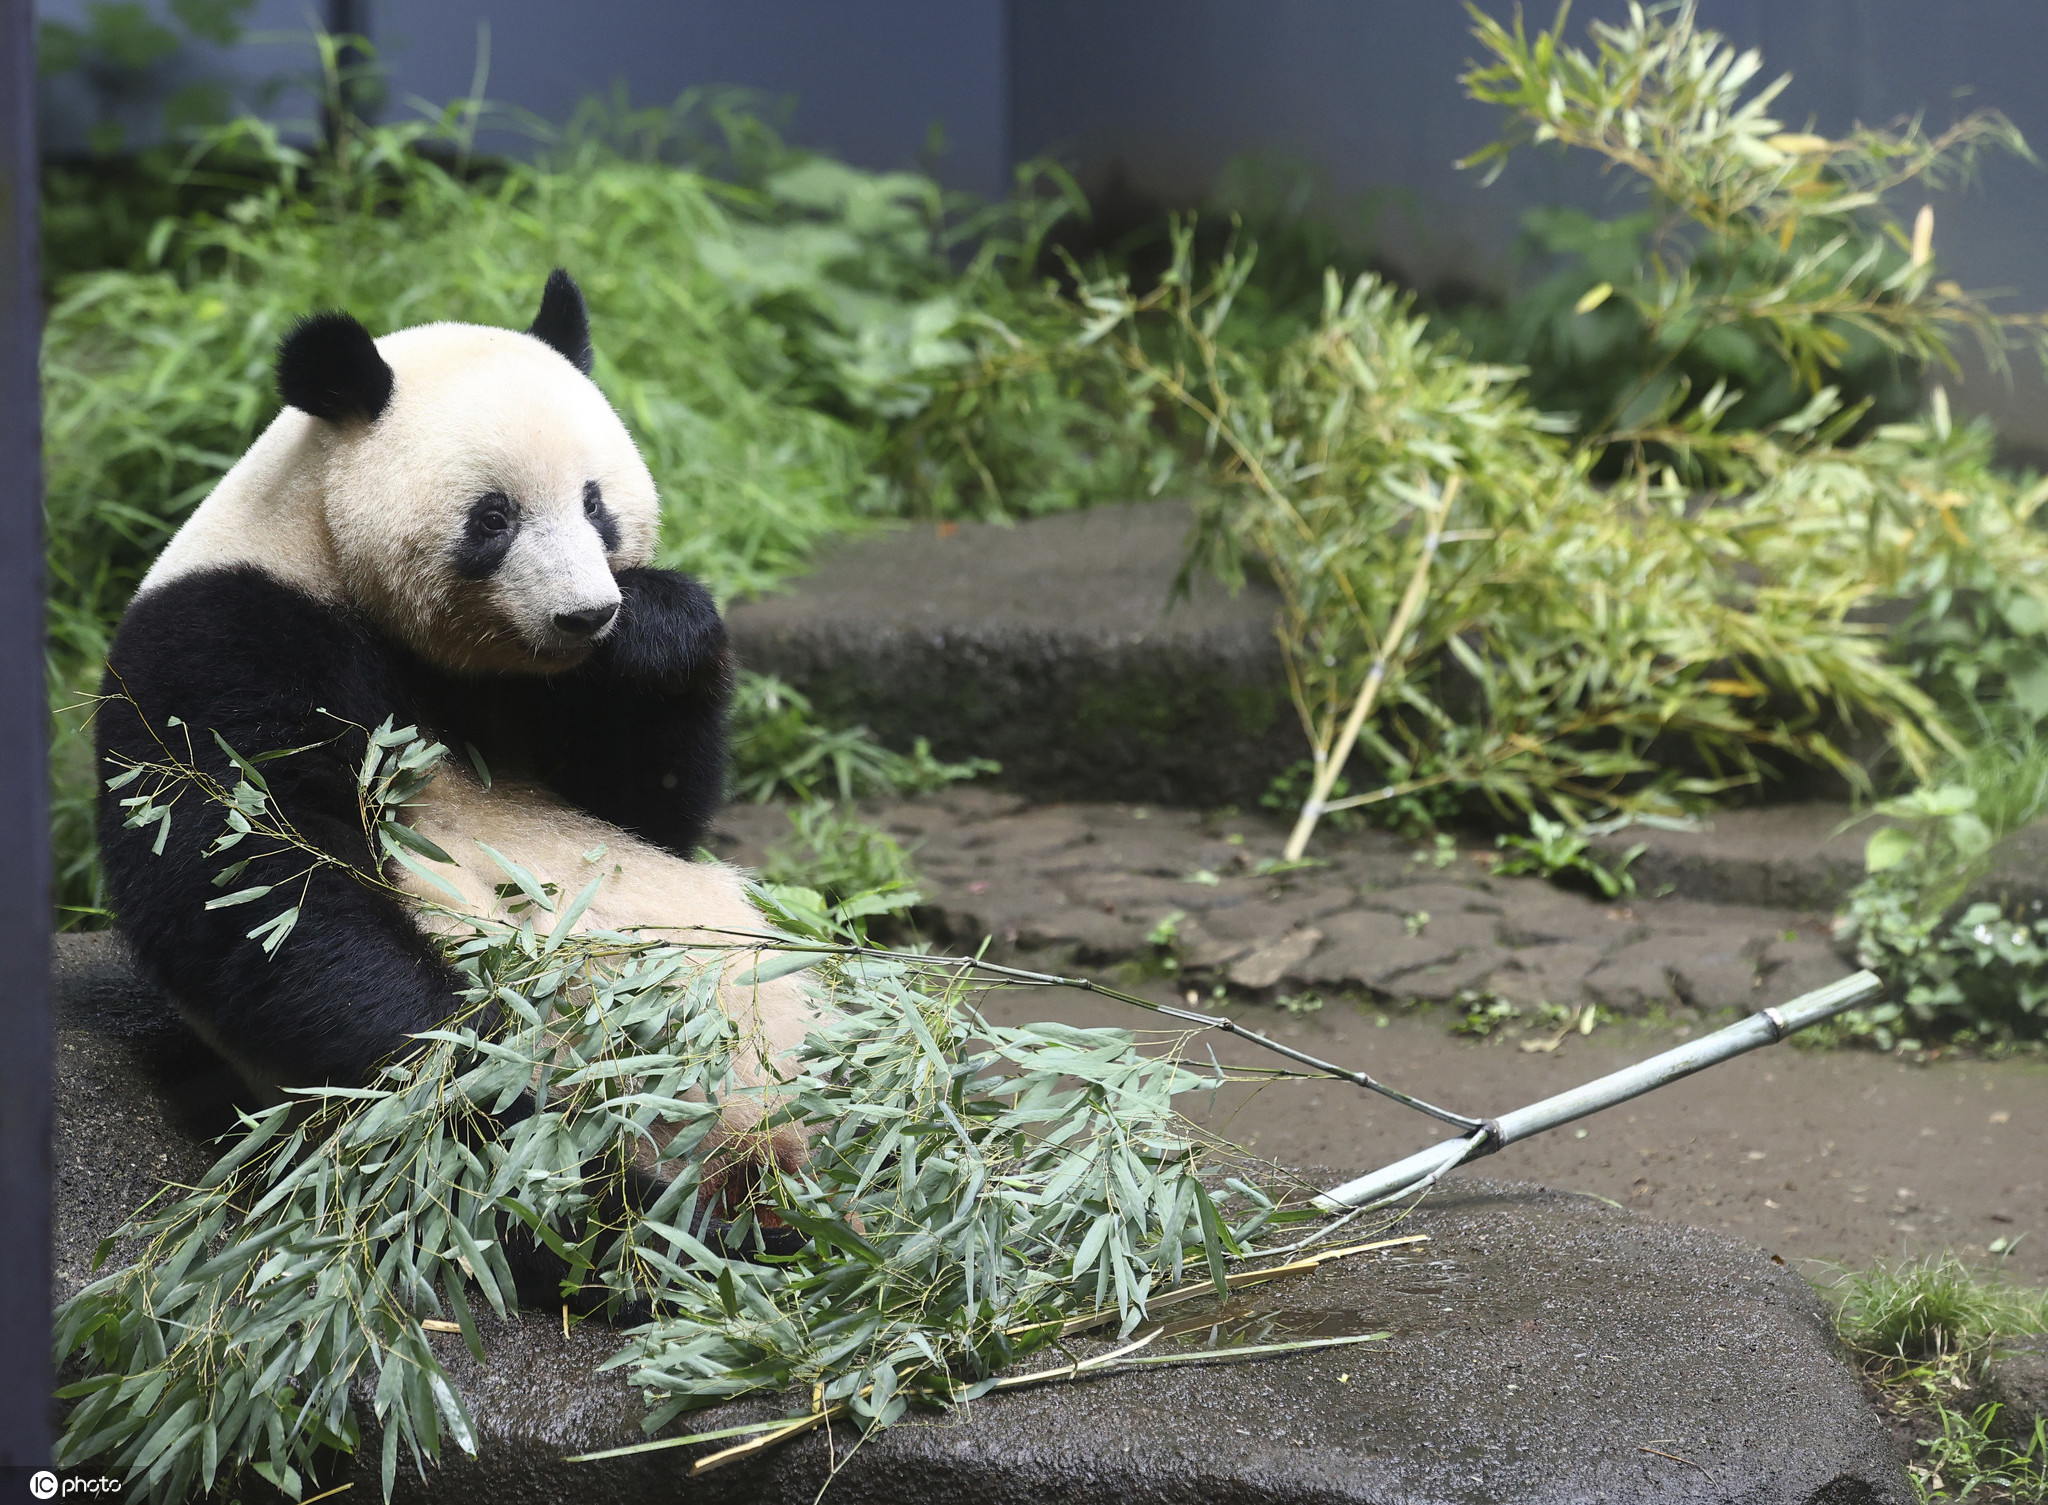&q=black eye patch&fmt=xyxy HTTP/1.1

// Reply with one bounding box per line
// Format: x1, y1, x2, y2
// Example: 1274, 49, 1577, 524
453, 491, 518, 579
583, 479, 620, 552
